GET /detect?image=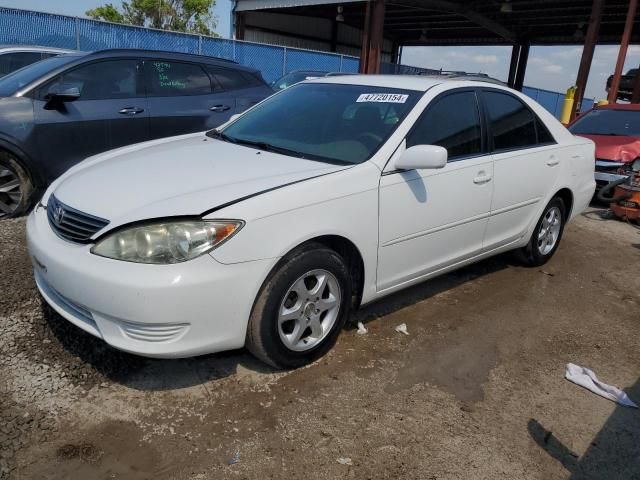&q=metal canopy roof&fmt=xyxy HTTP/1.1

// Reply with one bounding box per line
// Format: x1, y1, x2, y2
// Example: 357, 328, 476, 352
235, 0, 640, 46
